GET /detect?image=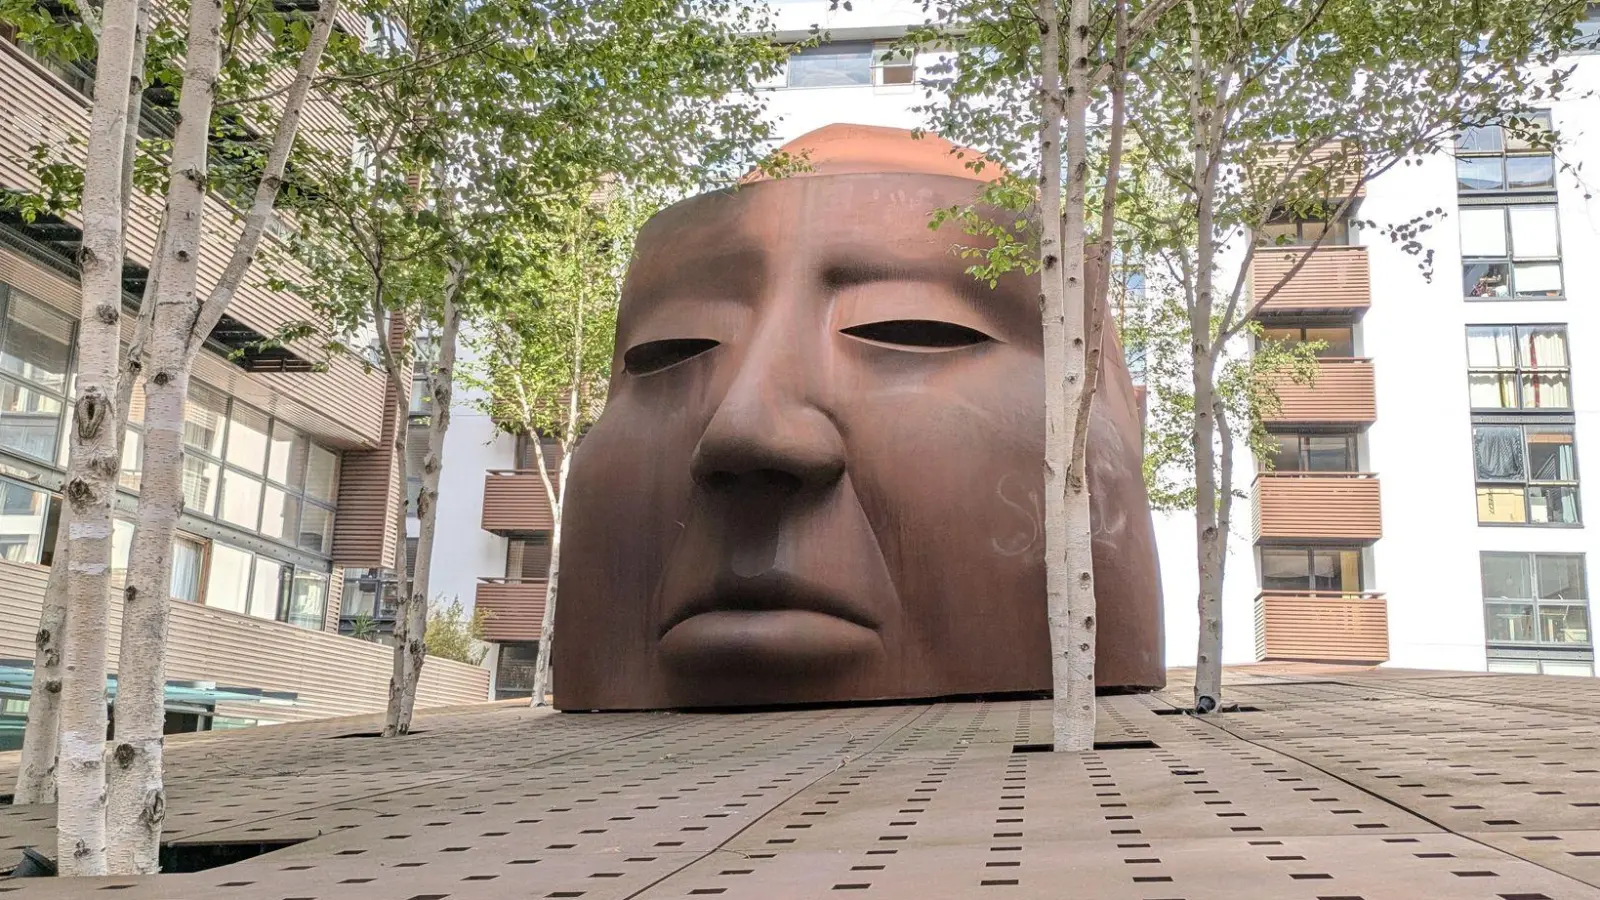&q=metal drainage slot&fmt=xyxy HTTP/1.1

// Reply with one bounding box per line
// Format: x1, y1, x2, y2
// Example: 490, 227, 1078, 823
1012, 740, 1160, 753
1152, 705, 1262, 716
